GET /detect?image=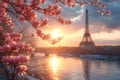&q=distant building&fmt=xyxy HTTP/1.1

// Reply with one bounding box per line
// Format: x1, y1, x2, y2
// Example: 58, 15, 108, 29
79, 9, 95, 48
